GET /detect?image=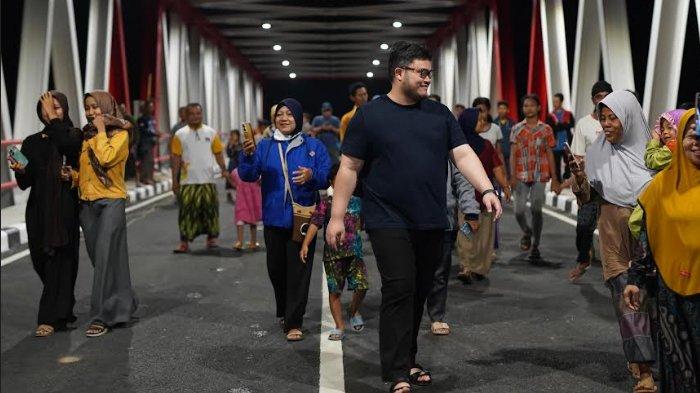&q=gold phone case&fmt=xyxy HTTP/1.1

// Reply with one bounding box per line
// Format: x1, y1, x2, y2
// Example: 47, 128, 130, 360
242, 122, 256, 147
